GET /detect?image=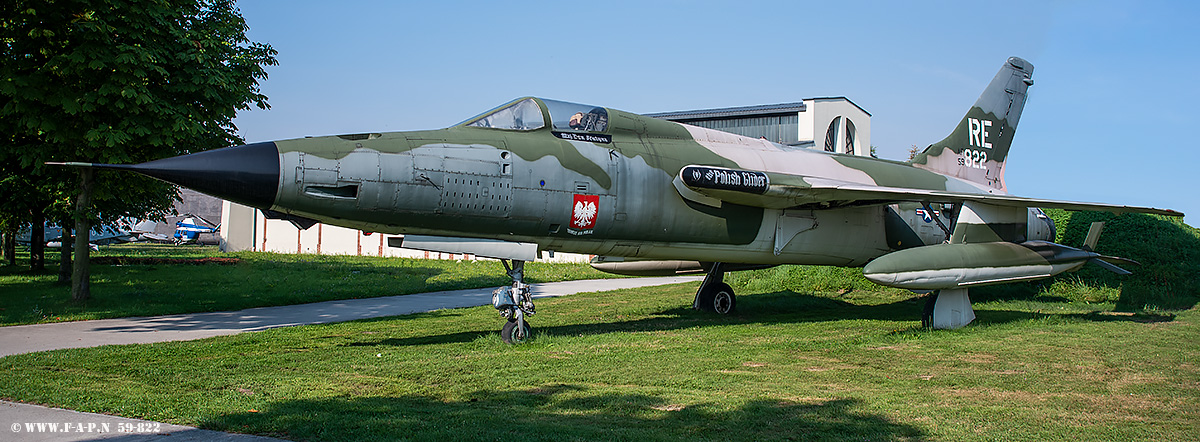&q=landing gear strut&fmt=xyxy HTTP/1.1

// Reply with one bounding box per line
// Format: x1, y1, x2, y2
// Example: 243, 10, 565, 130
921, 288, 975, 329
921, 291, 939, 329
492, 259, 535, 343
694, 263, 736, 314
